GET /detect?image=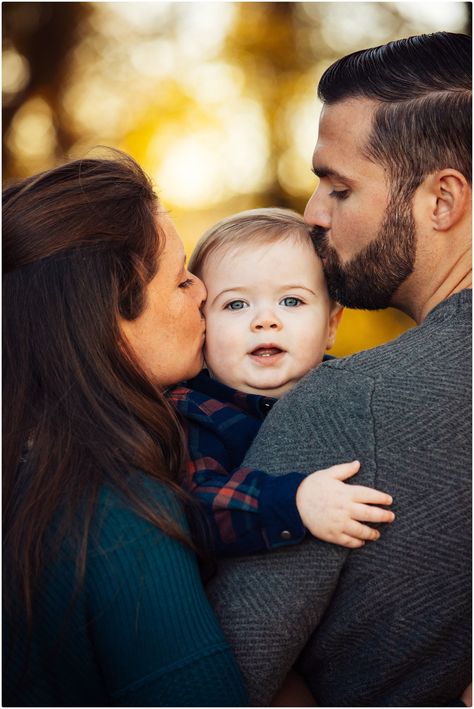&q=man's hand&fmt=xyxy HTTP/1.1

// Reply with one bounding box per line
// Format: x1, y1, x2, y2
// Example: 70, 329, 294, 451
295, 461, 395, 548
